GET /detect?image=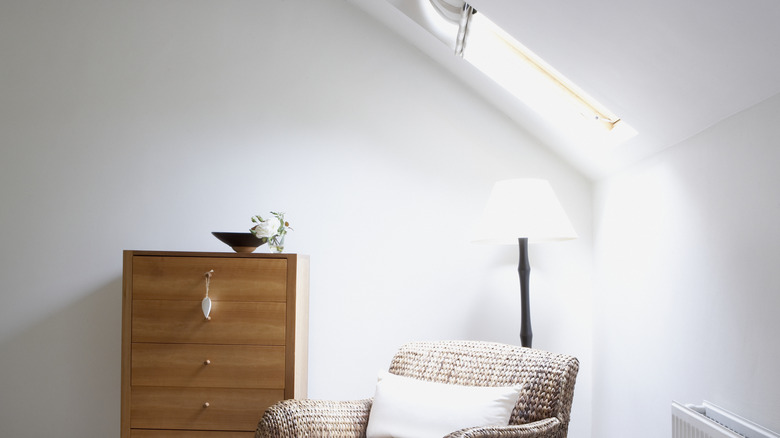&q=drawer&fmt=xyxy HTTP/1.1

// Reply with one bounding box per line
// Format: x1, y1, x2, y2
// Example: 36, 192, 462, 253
132, 256, 287, 302
132, 300, 285, 345
132, 343, 285, 389
130, 387, 283, 431
131, 431, 254, 438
